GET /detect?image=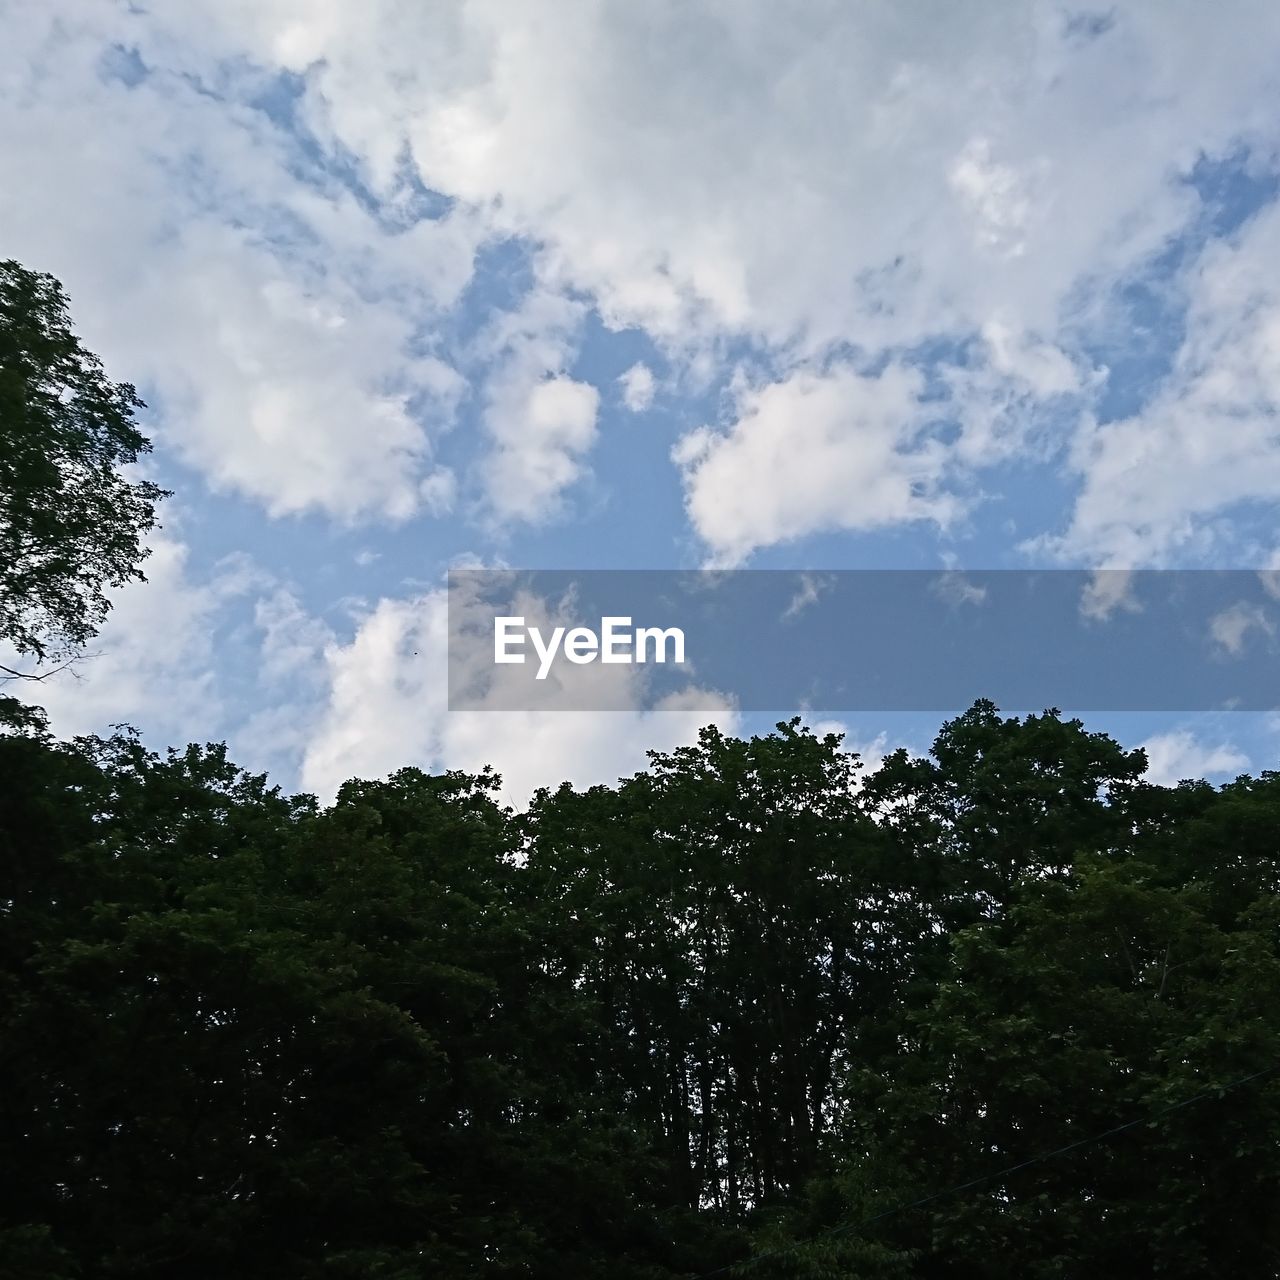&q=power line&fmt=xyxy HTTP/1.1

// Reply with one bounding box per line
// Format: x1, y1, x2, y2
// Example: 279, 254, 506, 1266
693, 1060, 1280, 1278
